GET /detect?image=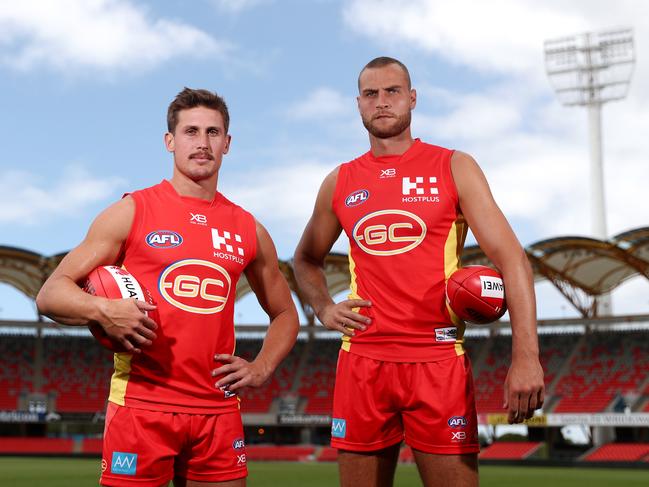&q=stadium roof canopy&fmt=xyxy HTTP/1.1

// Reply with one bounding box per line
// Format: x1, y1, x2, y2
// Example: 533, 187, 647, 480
2, 226, 648, 320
